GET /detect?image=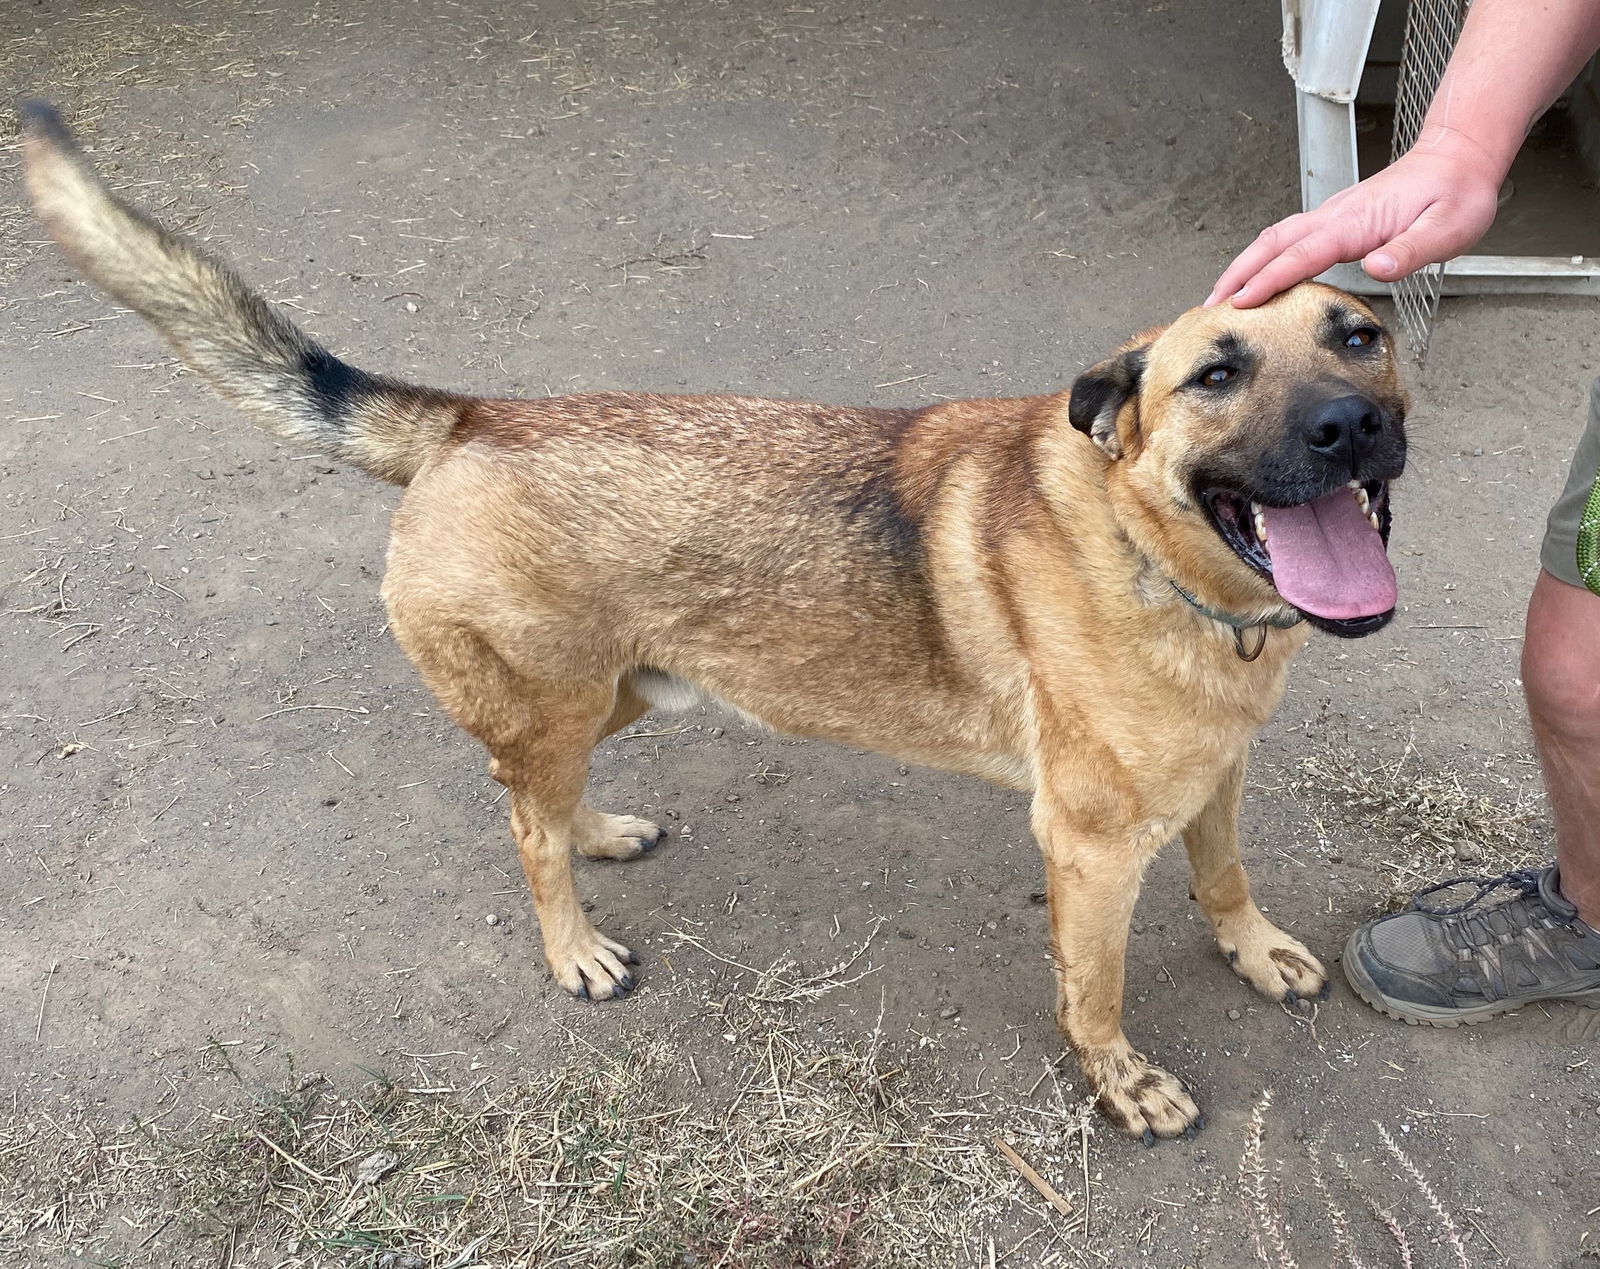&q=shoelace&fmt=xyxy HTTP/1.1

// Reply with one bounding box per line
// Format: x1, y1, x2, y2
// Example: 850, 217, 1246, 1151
1412, 868, 1544, 918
